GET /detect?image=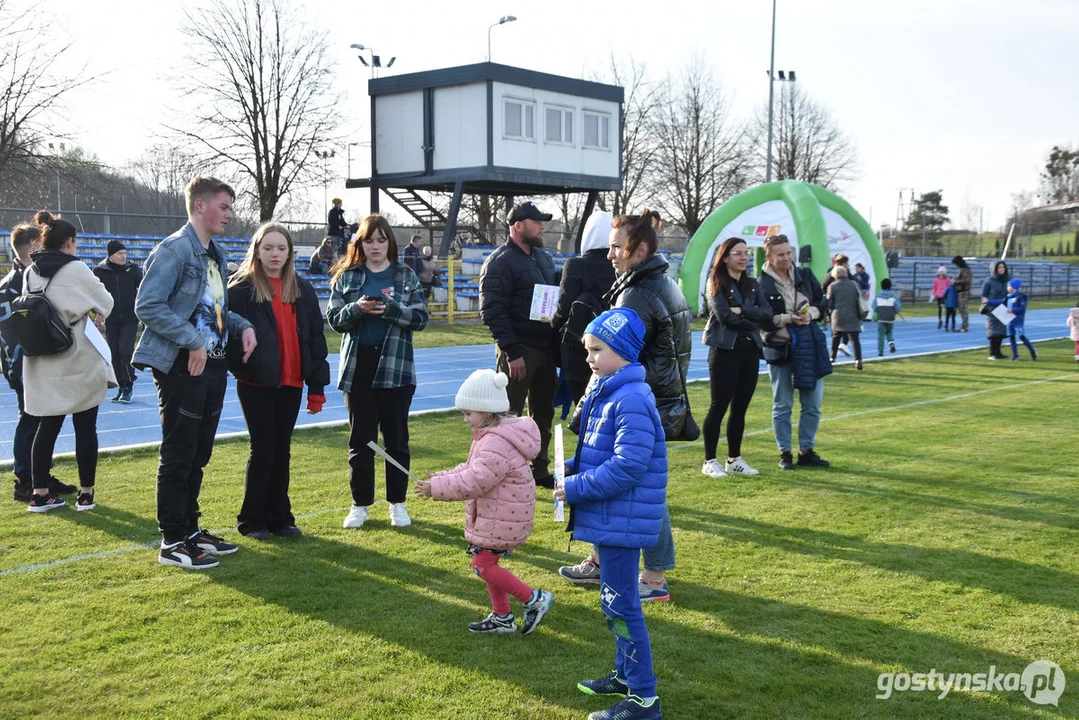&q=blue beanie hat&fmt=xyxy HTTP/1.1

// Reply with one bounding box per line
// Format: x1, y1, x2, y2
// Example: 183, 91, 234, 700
585, 308, 645, 362
1008, 278, 1021, 290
